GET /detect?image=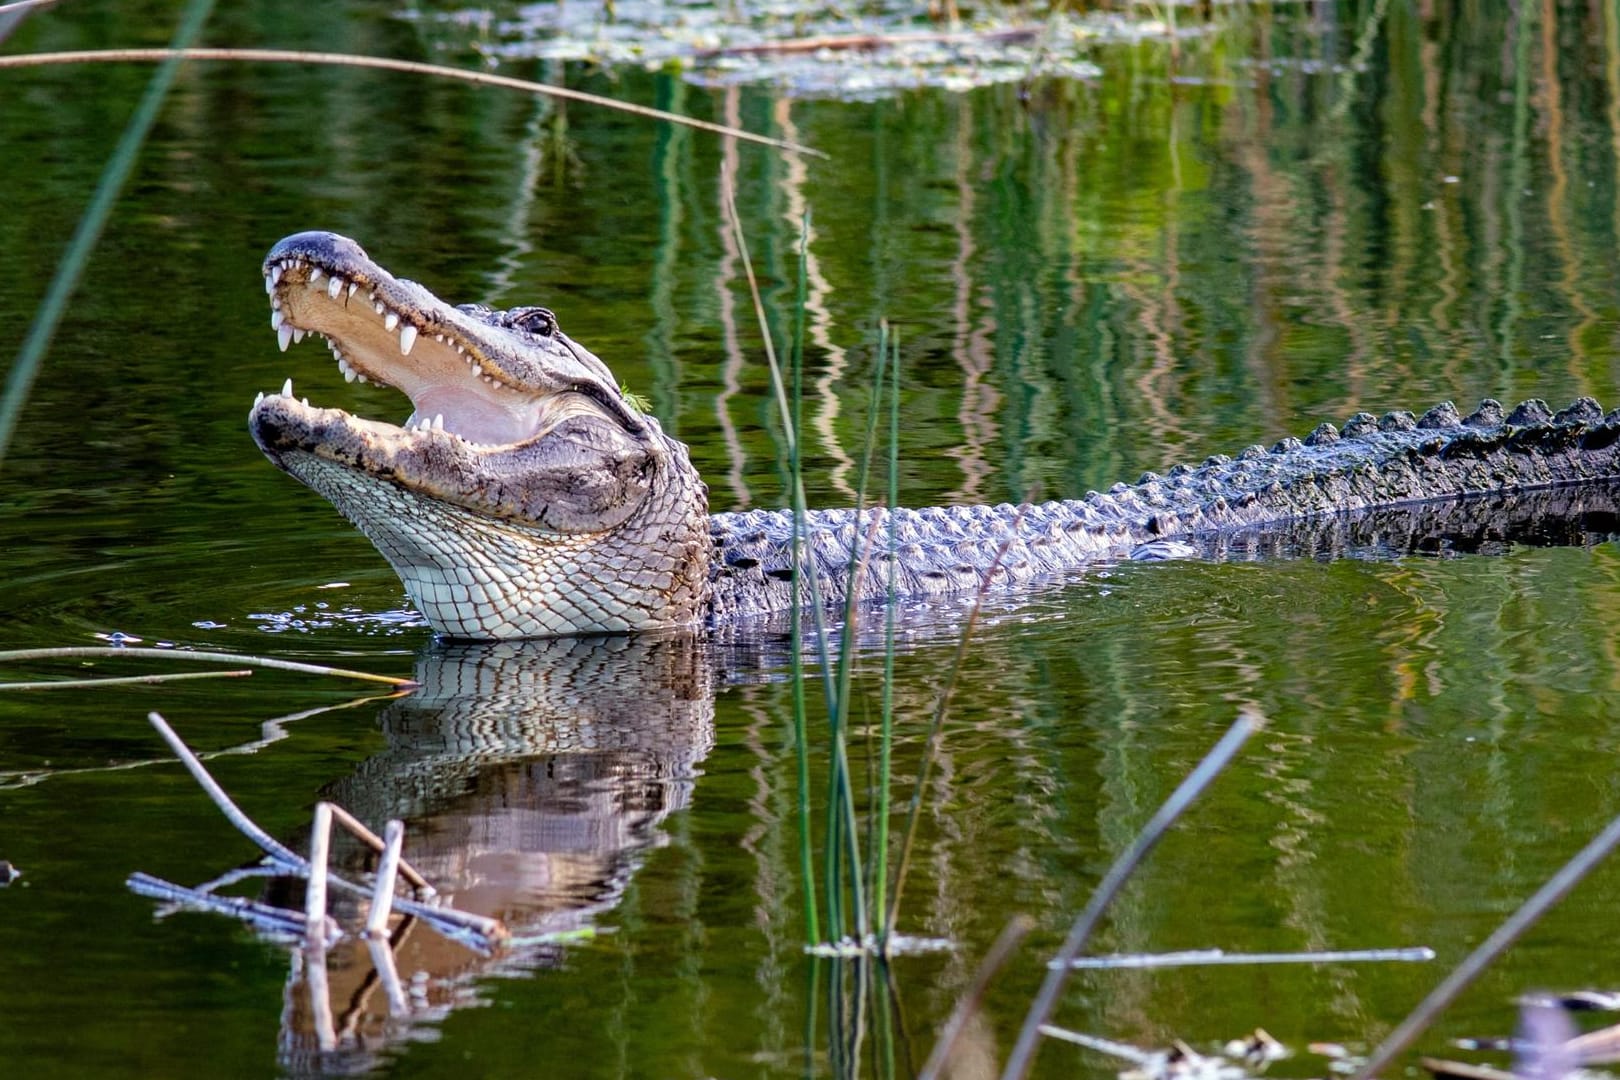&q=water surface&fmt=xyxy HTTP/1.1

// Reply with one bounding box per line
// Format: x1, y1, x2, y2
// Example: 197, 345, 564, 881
6, 1, 1620, 1075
